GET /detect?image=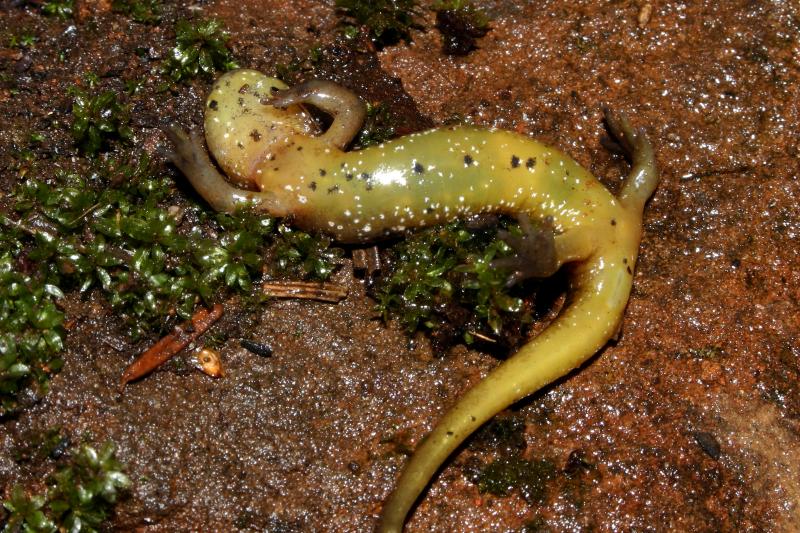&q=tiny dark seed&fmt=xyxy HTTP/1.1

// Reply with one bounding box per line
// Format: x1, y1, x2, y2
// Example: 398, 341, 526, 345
511, 155, 520, 168
611, 219, 617, 226
208, 100, 218, 110
238, 83, 250, 94
240, 339, 272, 357
319, 169, 327, 176
526, 157, 536, 168
413, 161, 424, 174
464, 154, 474, 166
346, 173, 354, 181
309, 181, 317, 191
